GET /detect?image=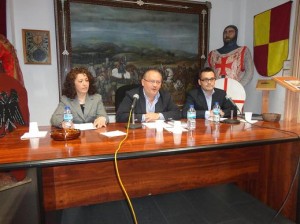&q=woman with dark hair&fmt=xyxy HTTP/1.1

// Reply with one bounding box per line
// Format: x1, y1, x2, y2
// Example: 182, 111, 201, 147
51, 67, 108, 128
